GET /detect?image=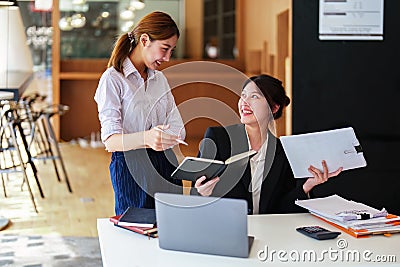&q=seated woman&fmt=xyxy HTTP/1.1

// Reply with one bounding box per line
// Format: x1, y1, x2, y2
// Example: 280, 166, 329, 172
193, 74, 342, 214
